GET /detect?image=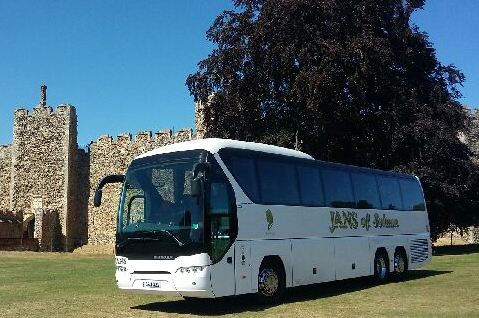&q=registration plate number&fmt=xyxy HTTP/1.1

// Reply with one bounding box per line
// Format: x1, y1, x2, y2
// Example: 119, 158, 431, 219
142, 281, 161, 289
